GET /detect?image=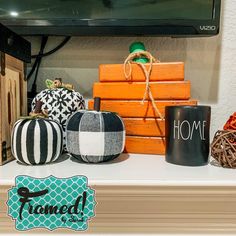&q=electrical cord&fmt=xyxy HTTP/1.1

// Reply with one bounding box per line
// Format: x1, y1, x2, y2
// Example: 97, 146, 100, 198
27, 36, 48, 81
30, 36, 48, 95
26, 54, 40, 80
27, 35, 71, 113
27, 36, 48, 112
27, 36, 71, 93
27, 36, 71, 81
31, 36, 71, 59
